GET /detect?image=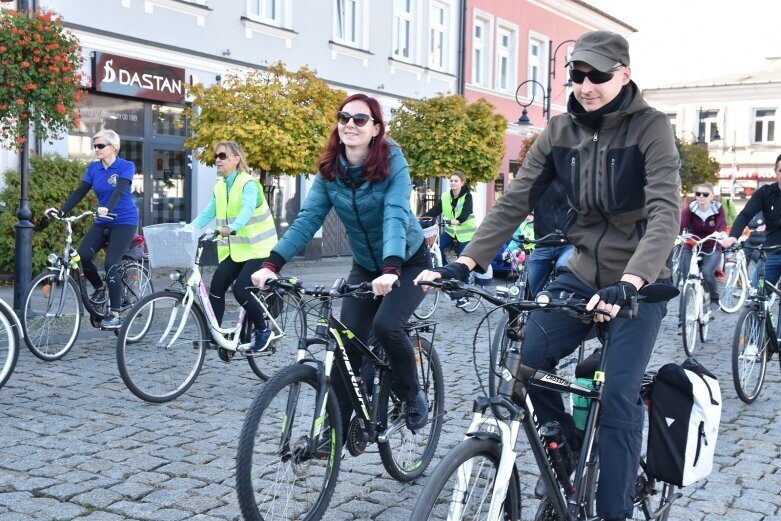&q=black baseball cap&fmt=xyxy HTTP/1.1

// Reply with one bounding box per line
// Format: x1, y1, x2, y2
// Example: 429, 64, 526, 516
566, 31, 630, 72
